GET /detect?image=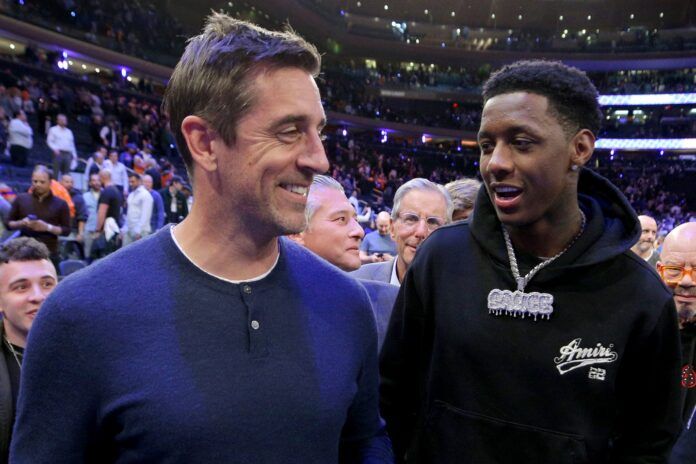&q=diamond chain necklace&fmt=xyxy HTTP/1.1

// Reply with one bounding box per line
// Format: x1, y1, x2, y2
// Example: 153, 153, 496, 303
487, 209, 587, 321
503, 209, 586, 293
